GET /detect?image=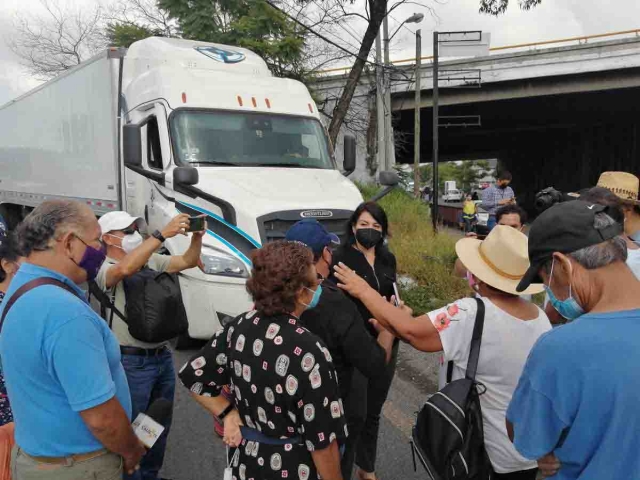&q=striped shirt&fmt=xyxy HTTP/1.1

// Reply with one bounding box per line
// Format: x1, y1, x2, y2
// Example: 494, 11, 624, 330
481, 185, 515, 215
